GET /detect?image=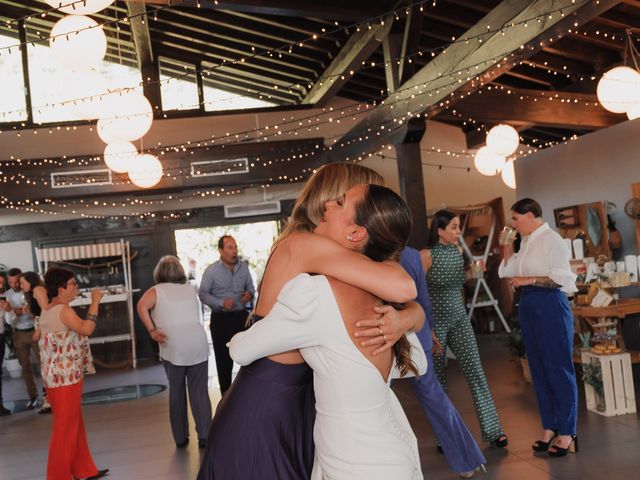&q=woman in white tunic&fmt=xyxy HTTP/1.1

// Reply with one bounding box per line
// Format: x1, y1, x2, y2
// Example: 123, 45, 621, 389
230, 184, 427, 480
